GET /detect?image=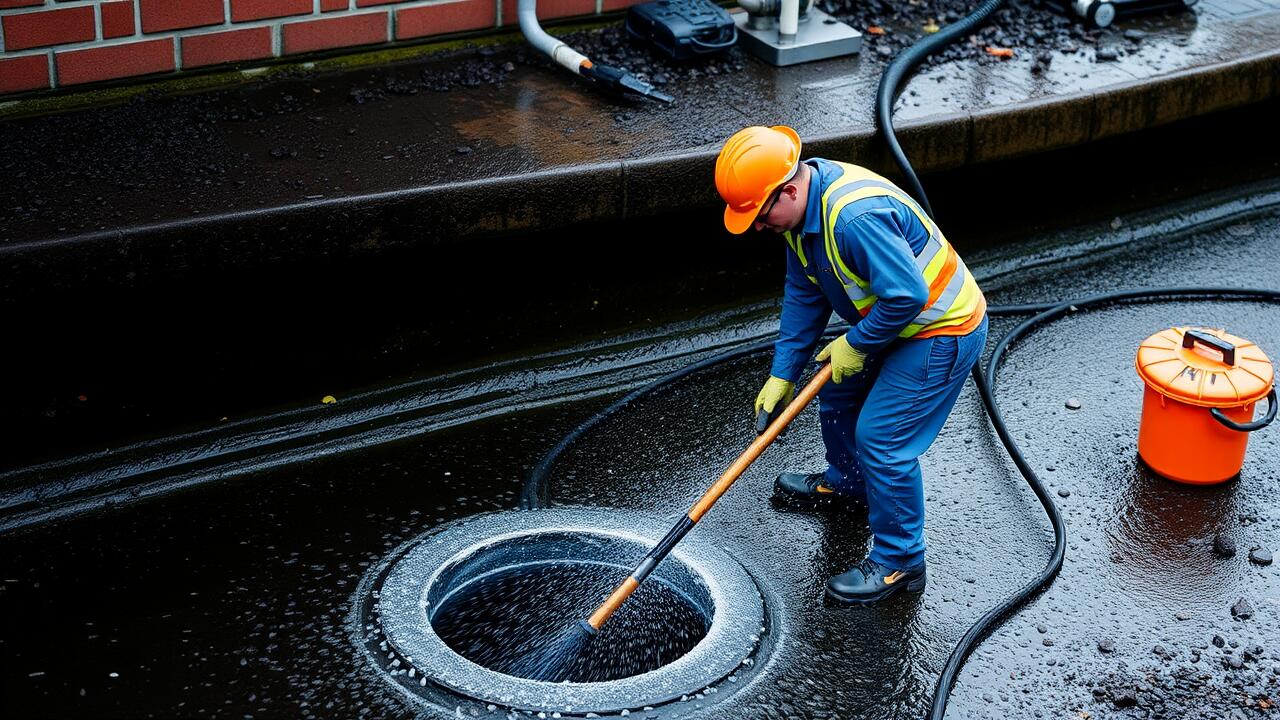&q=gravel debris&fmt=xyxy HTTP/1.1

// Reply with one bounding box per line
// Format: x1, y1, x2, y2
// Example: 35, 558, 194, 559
1111, 687, 1139, 708
1214, 533, 1237, 558
1249, 546, 1272, 566
1231, 598, 1254, 620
